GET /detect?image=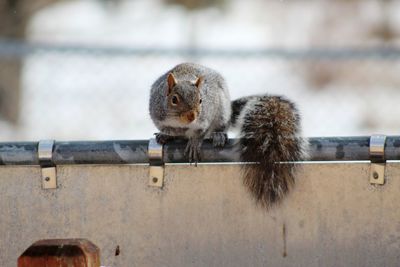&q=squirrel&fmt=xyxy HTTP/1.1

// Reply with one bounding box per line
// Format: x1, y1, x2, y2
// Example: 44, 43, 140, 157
149, 62, 307, 207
